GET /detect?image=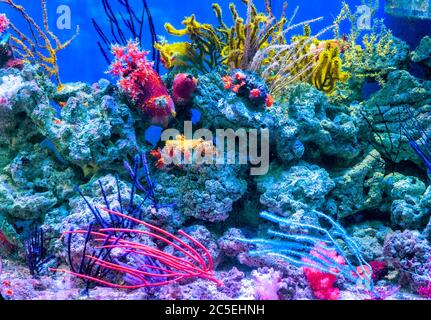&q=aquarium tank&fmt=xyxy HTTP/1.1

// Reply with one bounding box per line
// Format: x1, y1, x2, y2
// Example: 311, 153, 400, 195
0, 0, 430, 302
